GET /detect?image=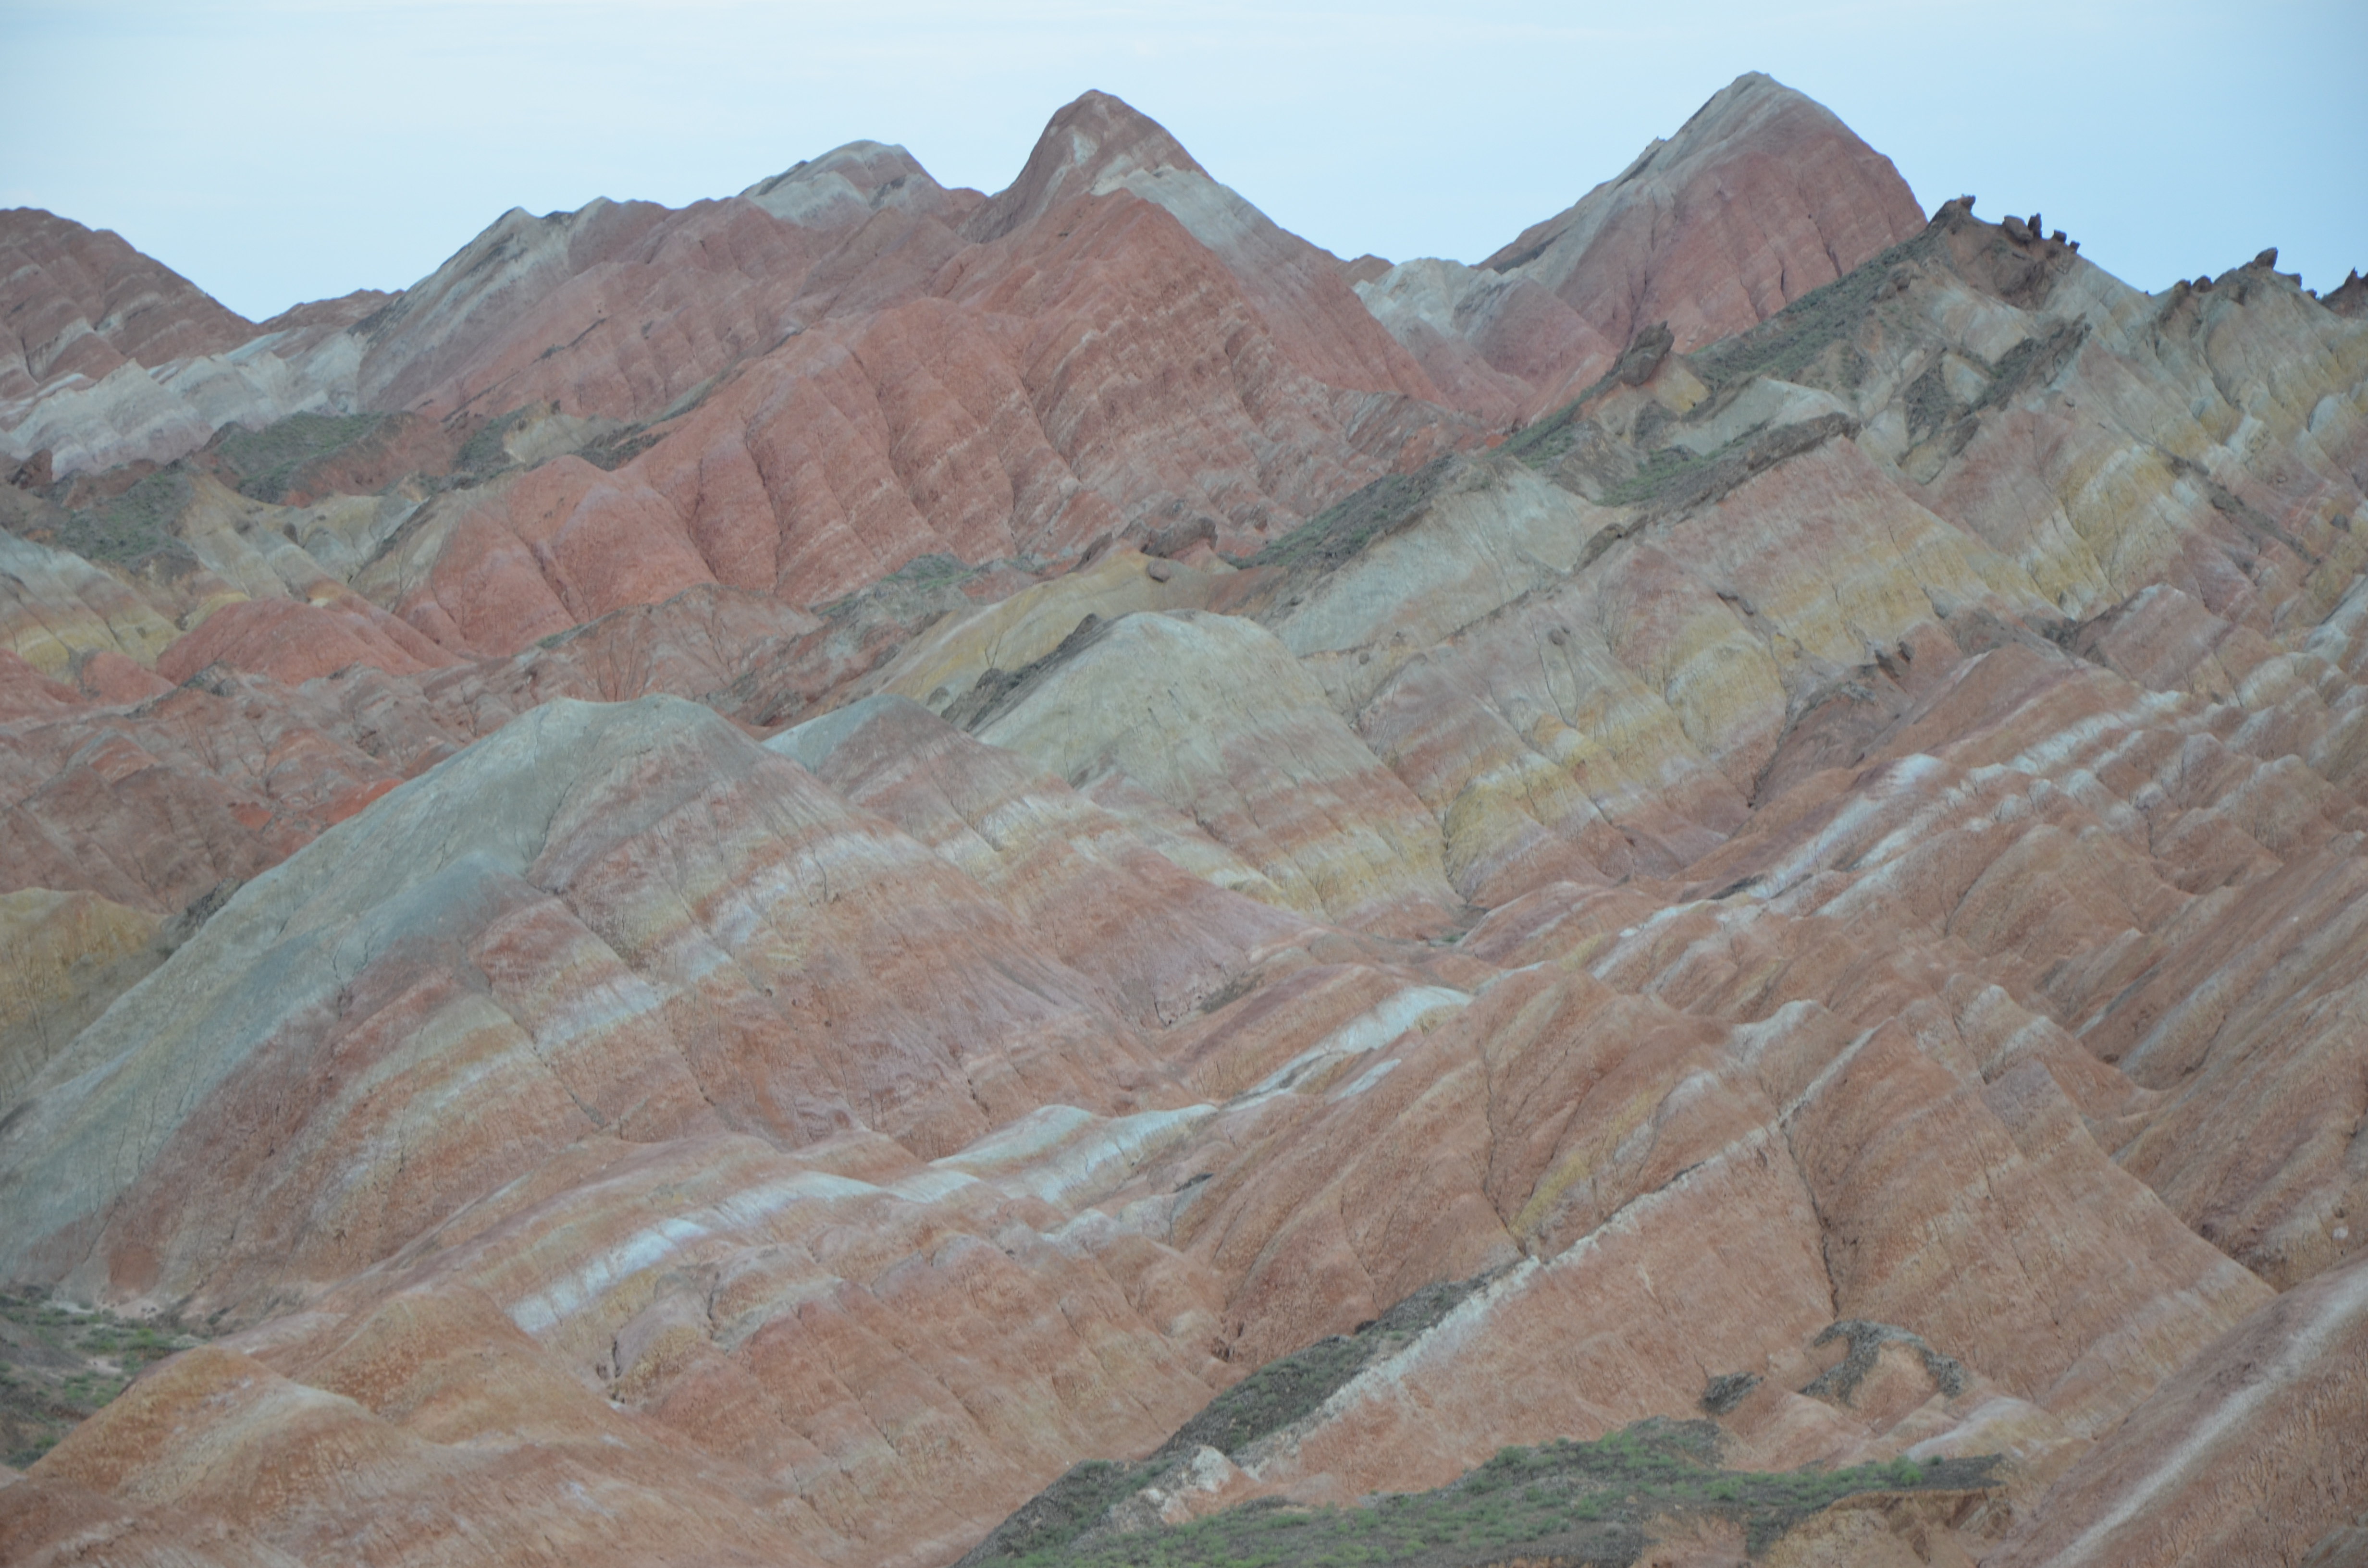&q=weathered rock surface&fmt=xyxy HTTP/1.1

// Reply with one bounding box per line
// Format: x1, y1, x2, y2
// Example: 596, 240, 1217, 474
0, 887, 161, 1100
0, 696, 1179, 1305
3, 74, 2367, 1568
0, 529, 180, 674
